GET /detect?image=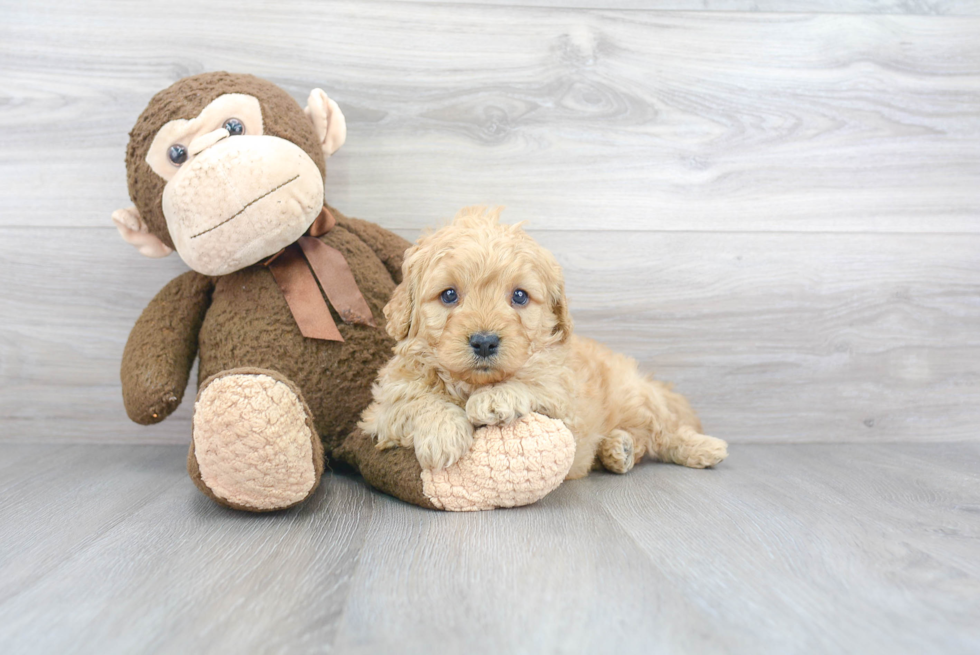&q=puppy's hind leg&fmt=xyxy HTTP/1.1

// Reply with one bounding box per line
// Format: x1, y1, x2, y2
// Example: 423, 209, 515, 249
642, 381, 728, 469
655, 425, 728, 469
598, 429, 636, 474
